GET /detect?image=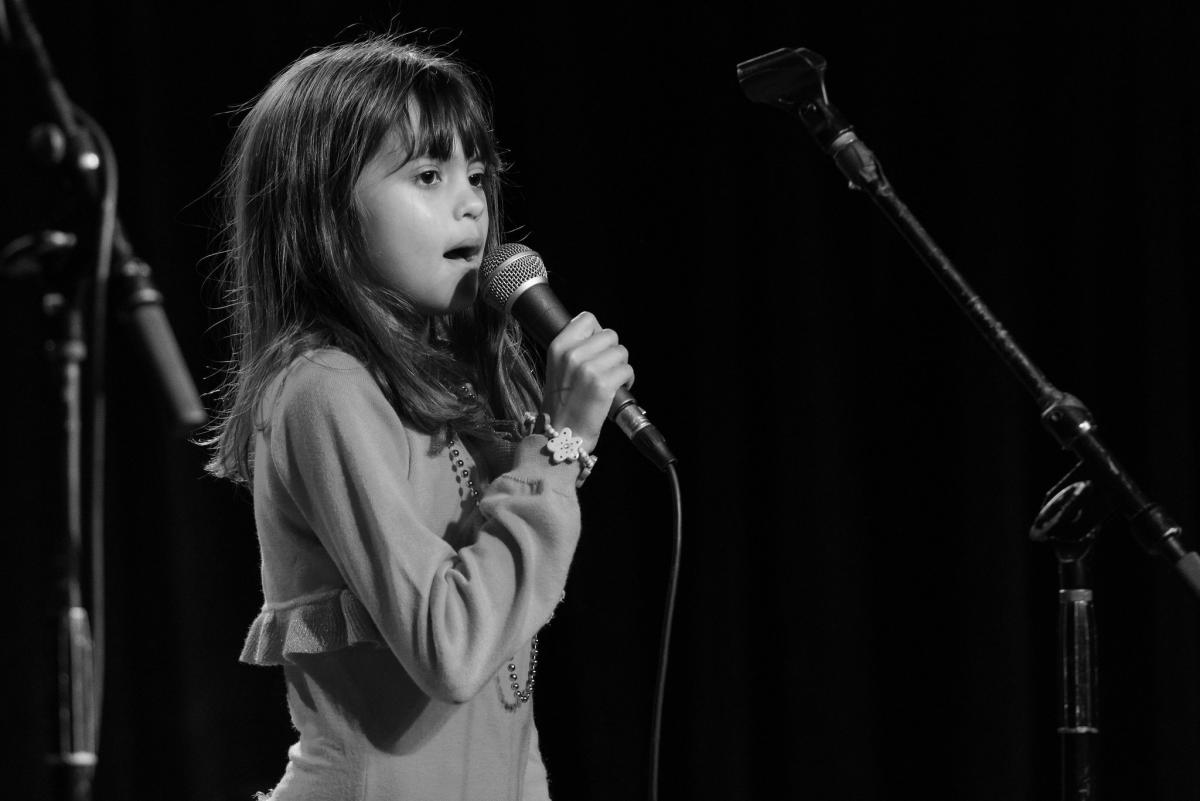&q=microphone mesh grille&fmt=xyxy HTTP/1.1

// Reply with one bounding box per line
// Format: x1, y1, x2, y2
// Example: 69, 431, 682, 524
479, 243, 547, 311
